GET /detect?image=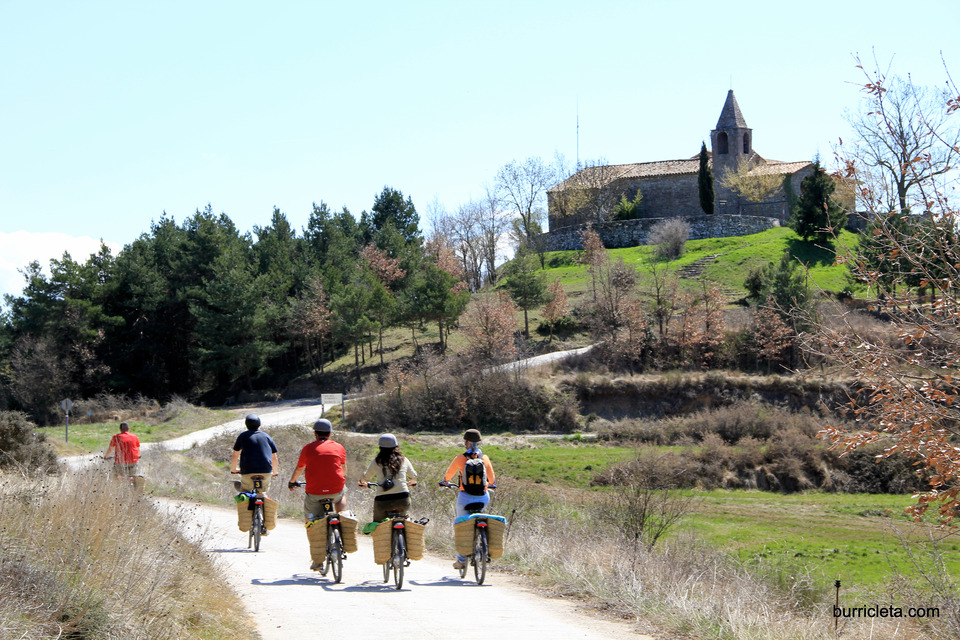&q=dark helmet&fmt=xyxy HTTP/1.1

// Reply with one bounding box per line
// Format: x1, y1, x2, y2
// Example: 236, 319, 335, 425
313, 418, 333, 434
463, 429, 481, 443
244, 414, 261, 430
